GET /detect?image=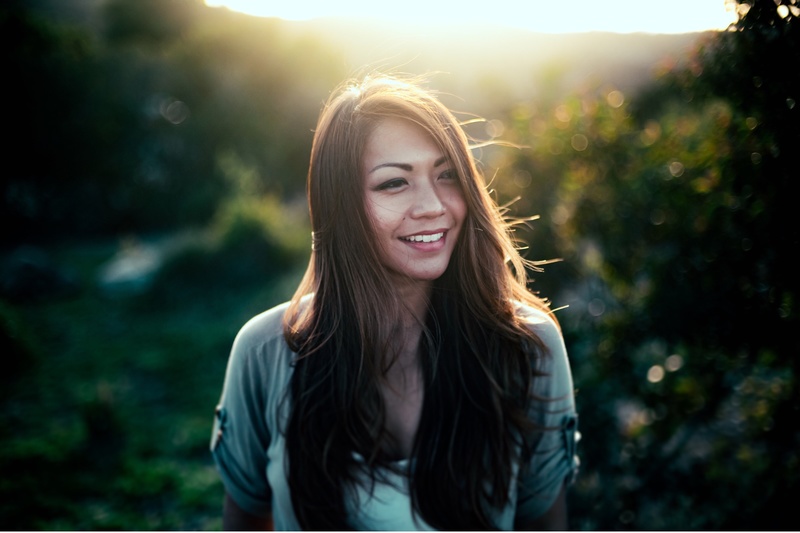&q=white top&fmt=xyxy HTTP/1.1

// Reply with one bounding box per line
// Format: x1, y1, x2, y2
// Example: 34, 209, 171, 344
211, 300, 579, 530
